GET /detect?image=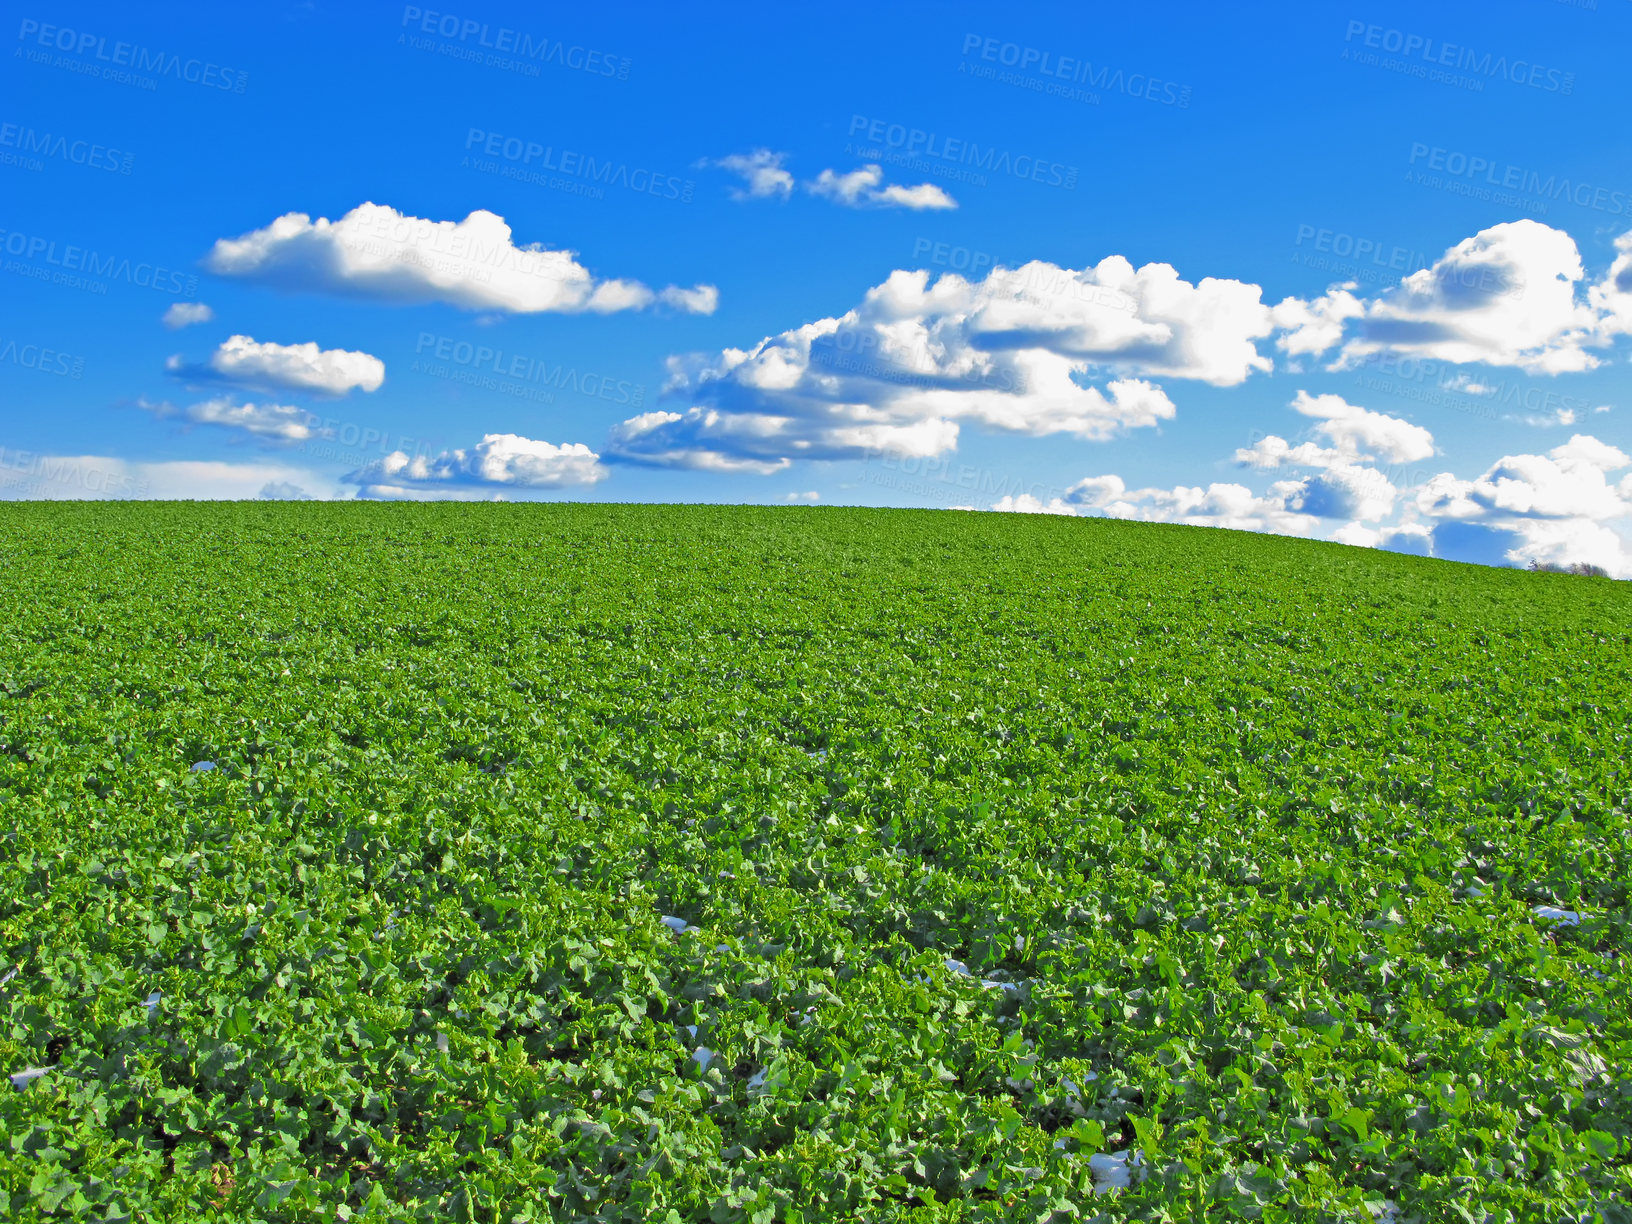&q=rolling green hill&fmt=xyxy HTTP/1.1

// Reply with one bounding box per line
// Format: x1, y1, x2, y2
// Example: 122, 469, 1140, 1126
2, 503, 1627, 1222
